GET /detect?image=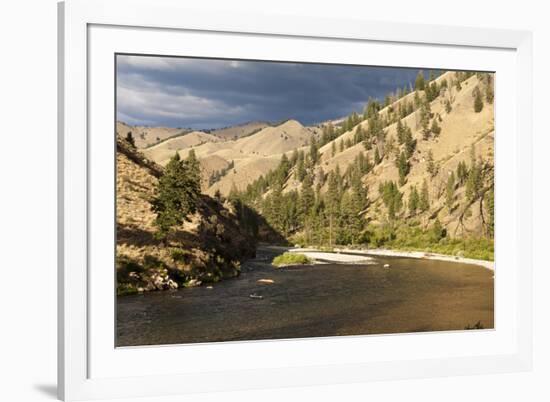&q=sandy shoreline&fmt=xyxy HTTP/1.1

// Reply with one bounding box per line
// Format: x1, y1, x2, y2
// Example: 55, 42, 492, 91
333, 248, 494, 271
263, 245, 494, 271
